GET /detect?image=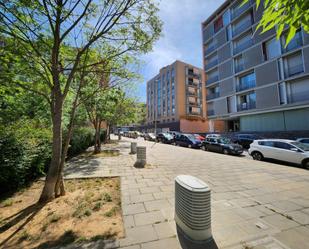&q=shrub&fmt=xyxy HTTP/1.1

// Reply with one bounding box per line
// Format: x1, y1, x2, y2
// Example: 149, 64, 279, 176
0, 121, 52, 195
67, 127, 94, 158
